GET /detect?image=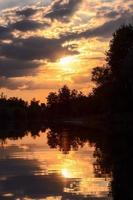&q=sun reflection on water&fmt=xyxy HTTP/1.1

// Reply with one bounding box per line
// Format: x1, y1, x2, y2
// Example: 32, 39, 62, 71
0, 130, 112, 199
